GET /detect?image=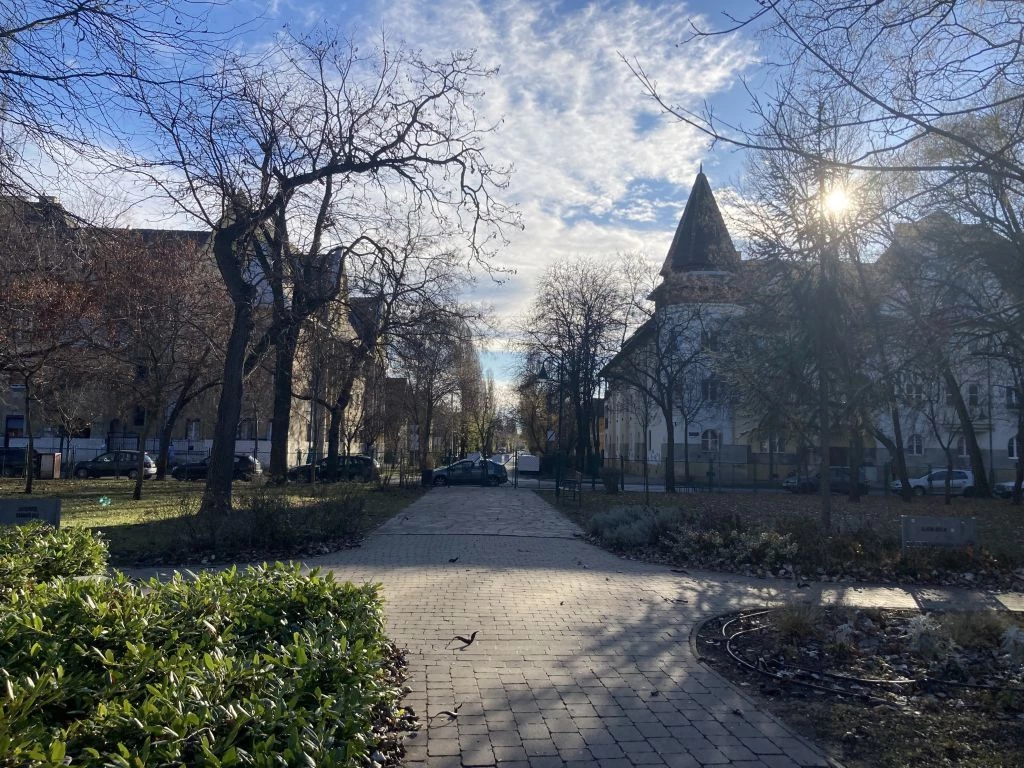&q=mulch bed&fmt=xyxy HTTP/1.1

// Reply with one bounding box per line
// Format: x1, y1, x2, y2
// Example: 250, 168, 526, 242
696, 606, 1024, 767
